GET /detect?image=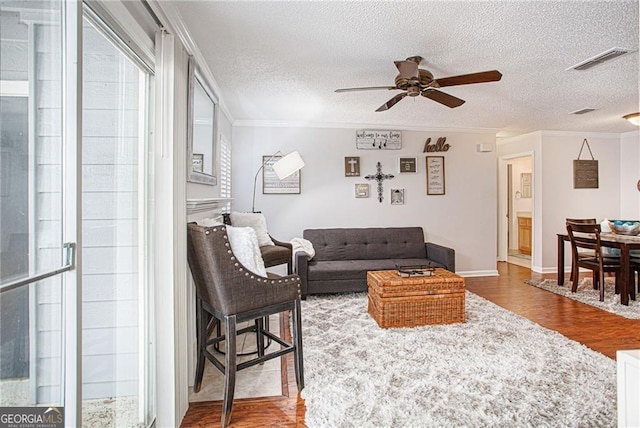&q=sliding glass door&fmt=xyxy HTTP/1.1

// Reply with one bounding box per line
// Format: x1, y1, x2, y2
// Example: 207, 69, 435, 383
0, 1, 155, 426
80, 10, 153, 427
0, 0, 68, 411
